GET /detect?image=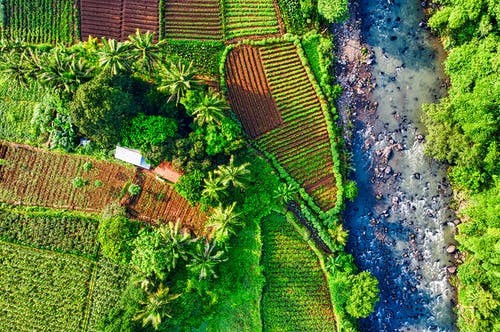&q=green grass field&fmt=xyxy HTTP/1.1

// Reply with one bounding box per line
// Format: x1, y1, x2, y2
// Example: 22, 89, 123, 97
1, 0, 79, 43
261, 212, 336, 331
0, 206, 129, 332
